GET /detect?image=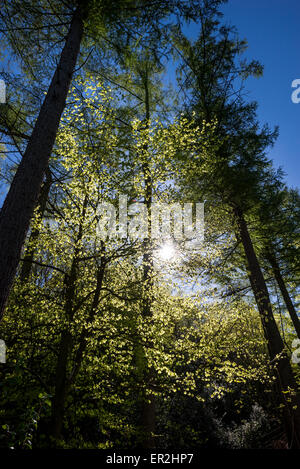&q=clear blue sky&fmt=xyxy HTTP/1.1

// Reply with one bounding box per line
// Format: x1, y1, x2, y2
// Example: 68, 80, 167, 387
176, 0, 299, 189
220, 0, 300, 189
